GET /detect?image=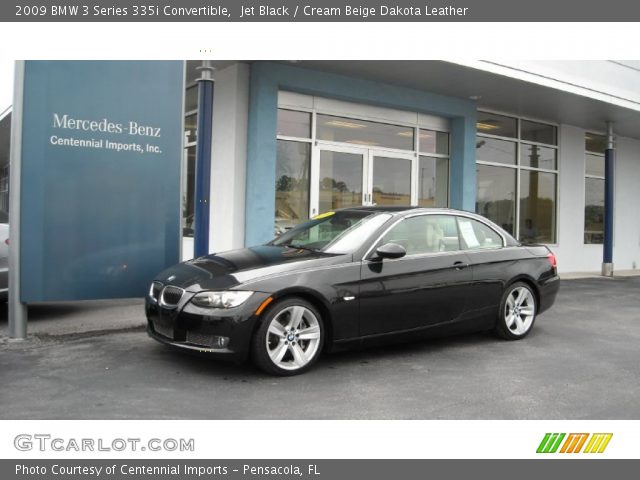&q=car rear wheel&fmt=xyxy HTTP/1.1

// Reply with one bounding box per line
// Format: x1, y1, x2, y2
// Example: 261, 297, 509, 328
251, 297, 324, 376
495, 282, 537, 340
